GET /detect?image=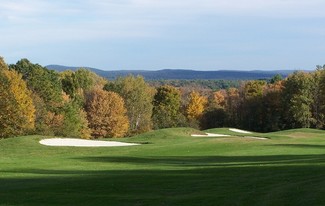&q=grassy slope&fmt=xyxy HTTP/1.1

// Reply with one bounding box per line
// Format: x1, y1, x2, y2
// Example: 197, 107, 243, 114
1, 128, 325, 205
